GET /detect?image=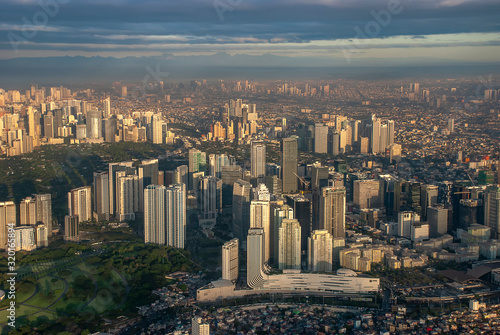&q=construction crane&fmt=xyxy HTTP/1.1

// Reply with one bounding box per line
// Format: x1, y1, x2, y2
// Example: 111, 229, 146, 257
294, 172, 311, 191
